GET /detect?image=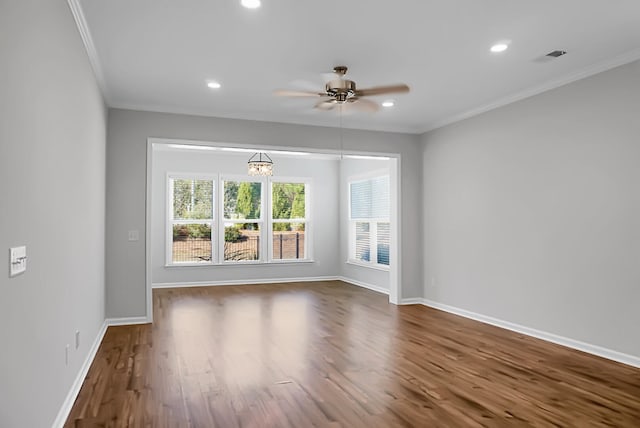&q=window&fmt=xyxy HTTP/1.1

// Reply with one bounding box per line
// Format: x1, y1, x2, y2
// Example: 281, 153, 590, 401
222, 178, 263, 262
271, 181, 308, 261
167, 174, 310, 265
349, 174, 390, 268
168, 176, 215, 264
